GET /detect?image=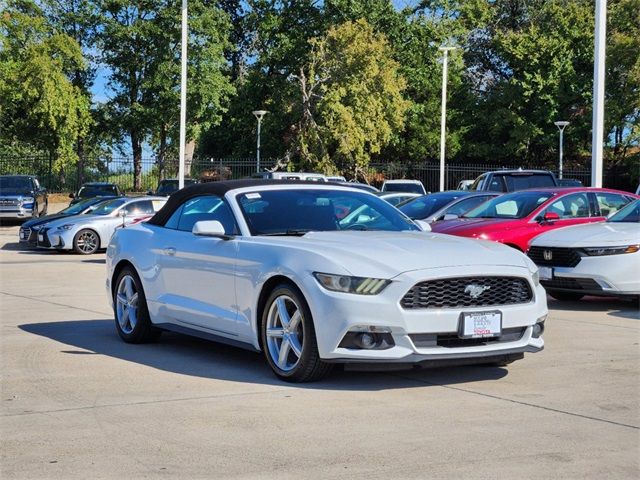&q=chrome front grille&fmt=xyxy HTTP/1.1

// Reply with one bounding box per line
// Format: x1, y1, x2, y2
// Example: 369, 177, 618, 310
0, 198, 20, 207
400, 276, 533, 309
